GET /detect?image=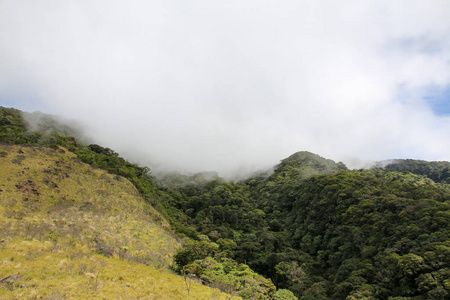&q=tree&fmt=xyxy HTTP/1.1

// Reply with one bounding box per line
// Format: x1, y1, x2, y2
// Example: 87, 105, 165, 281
273, 289, 298, 300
